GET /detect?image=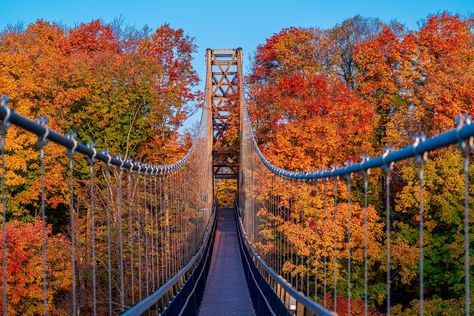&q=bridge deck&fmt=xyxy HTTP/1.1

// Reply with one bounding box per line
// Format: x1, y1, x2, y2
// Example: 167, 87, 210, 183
198, 208, 255, 316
